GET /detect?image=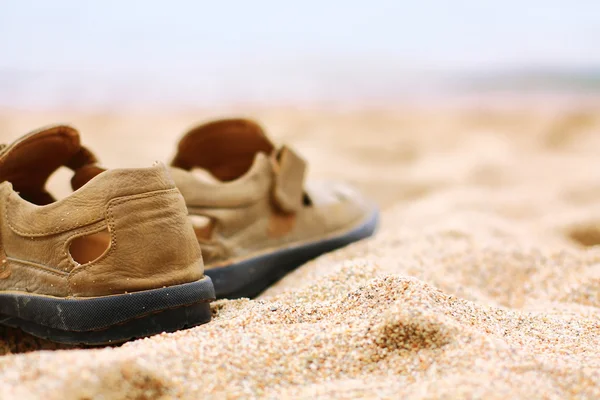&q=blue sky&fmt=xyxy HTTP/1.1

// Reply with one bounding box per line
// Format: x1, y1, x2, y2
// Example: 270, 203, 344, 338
0, 1, 598, 107
1, 0, 598, 72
